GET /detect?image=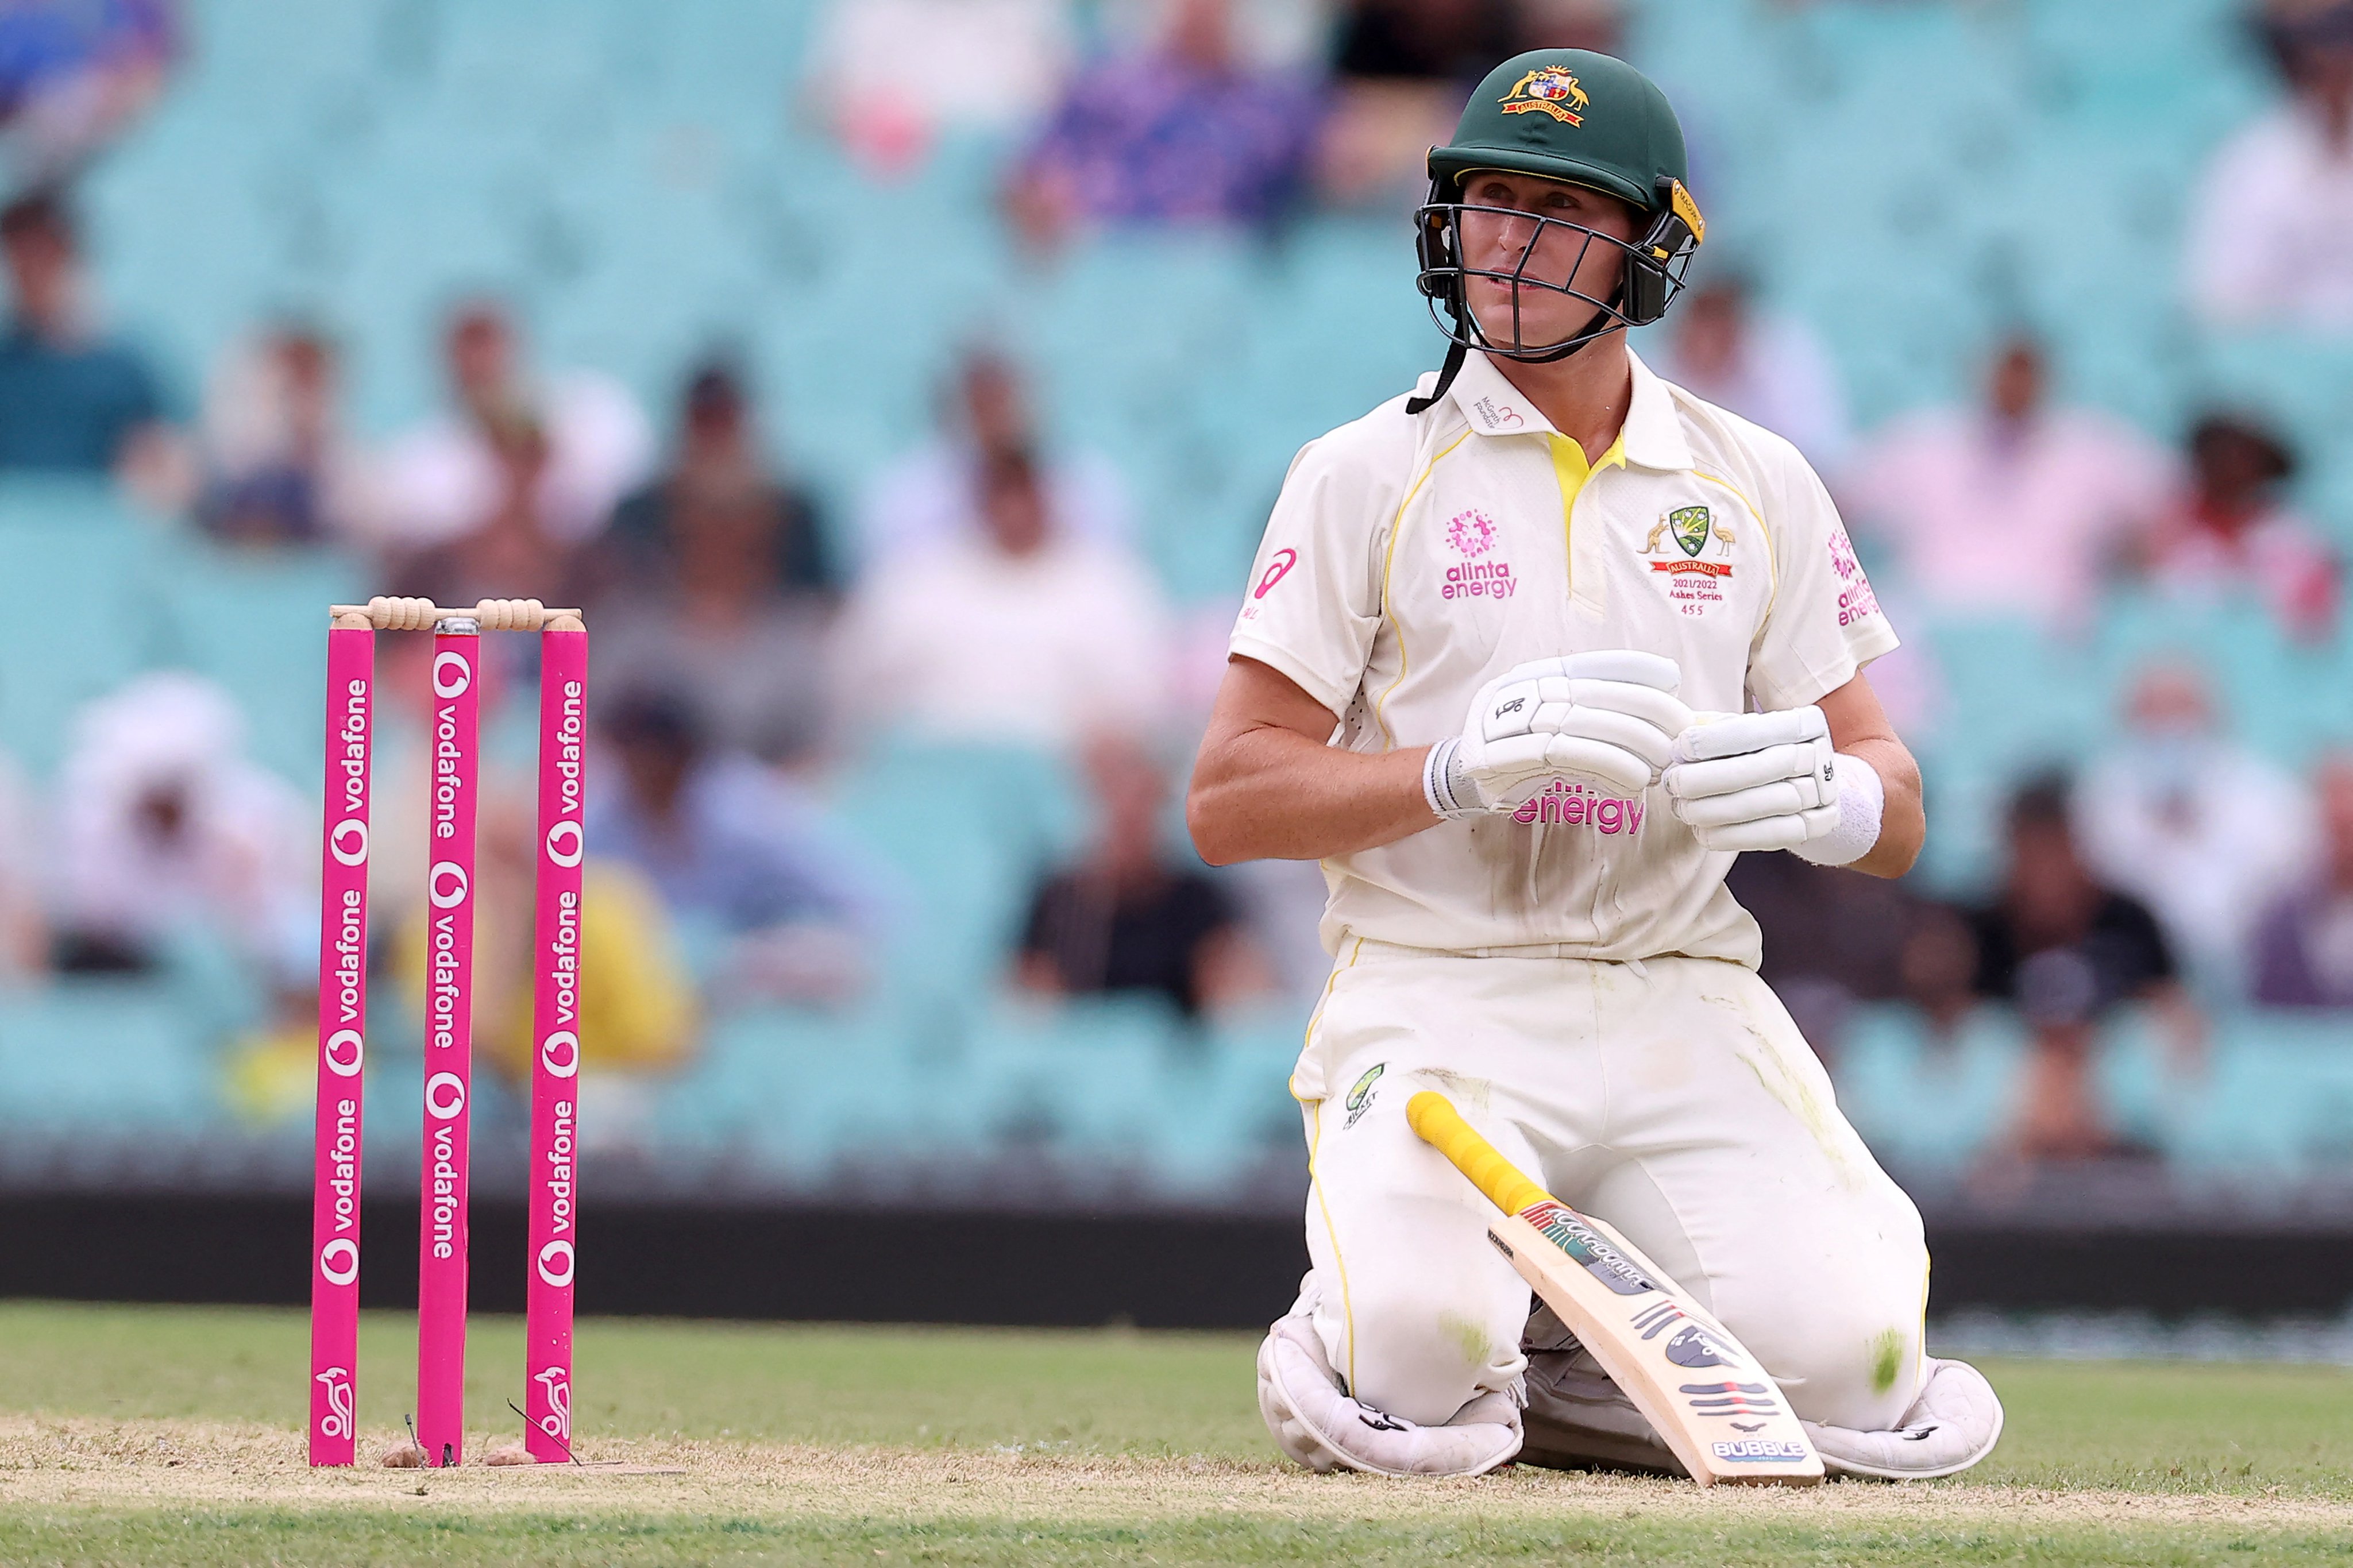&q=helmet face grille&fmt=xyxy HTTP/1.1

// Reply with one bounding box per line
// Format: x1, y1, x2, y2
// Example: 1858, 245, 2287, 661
1413, 194, 1698, 365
